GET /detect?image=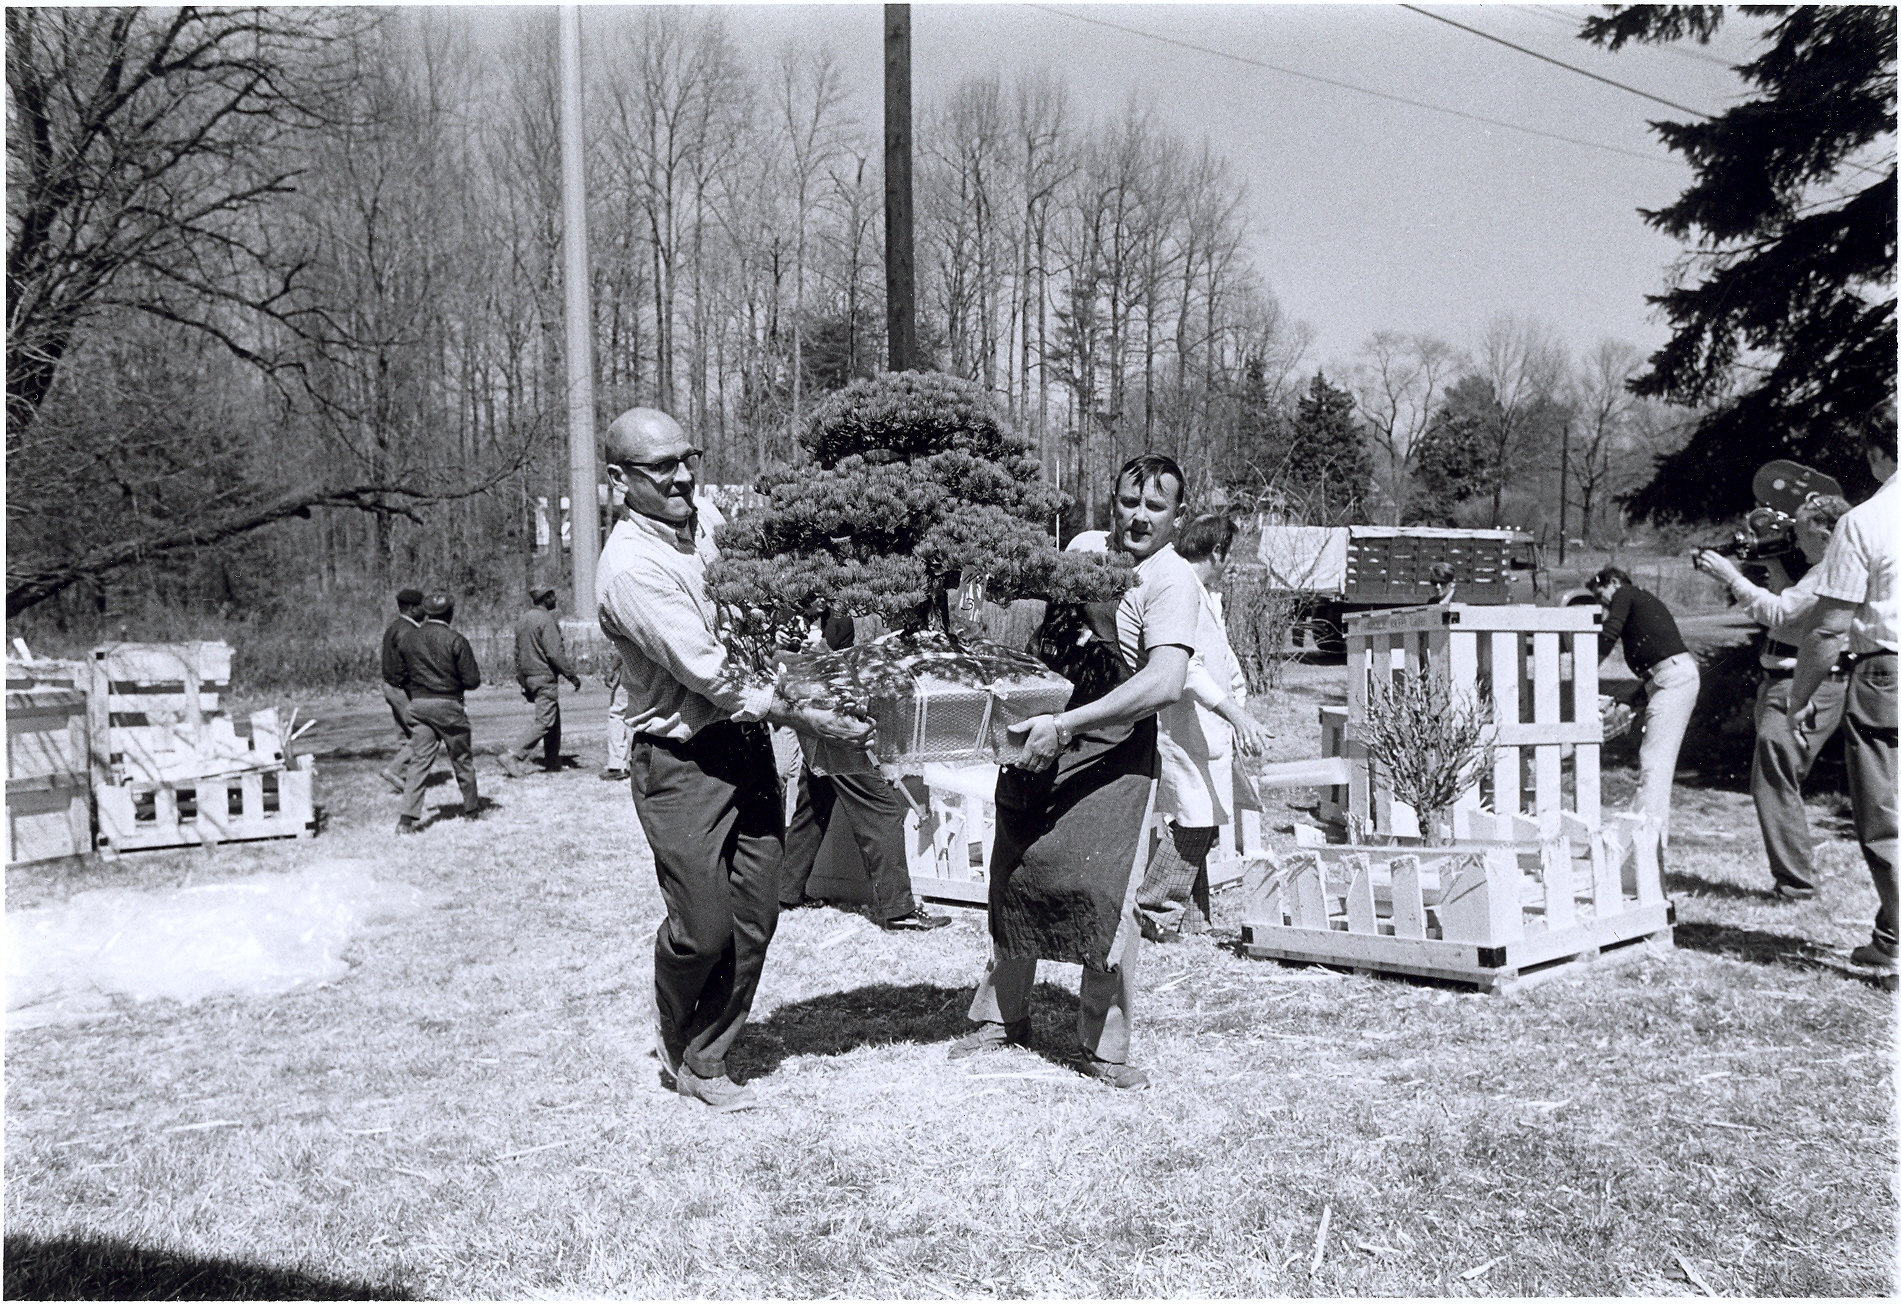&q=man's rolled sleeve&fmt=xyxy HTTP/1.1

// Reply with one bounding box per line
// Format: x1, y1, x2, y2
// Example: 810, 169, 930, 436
1812, 516, 1873, 605
1734, 569, 1821, 630
602, 569, 774, 722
